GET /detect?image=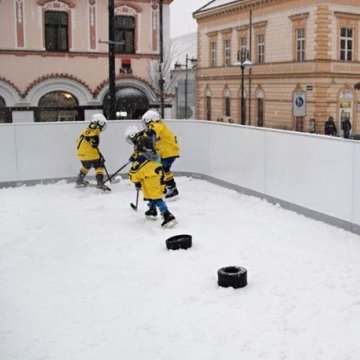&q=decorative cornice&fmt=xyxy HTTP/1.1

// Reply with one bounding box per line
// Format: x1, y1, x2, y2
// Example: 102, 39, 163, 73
253, 20, 268, 28
289, 12, 309, 22
206, 31, 218, 37
220, 28, 233, 35
114, 2, 142, 13
24, 74, 92, 98
236, 25, 249, 32
334, 11, 360, 20
0, 77, 23, 98
37, 0, 76, 7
